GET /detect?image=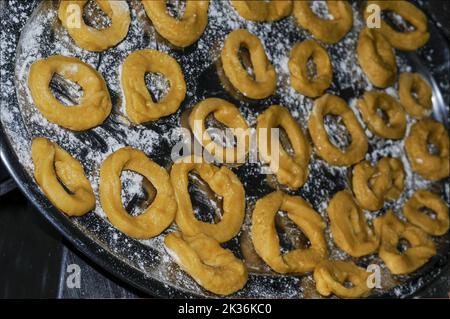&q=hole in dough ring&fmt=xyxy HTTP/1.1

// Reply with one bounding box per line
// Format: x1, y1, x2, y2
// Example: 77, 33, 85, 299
31, 137, 95, 217
288, 39, 333, 98
374, 210, 436, 275
58, 0, 131, 52
221, 29, 277, 100
189, 98, 249, 164
357, 92, 406, 139
121, 49, 186, 124
170, 157, 245, 243
308, 94, 368, 166
314, 260, 372, 298
164, 232, 248, 295
142, 0, 209, 48
231, 0, 292, 22
256, 105, 310, 189
405, 118, 449, 181
403, 190, 449, 236
28, 55, 112, 131
293, 0, 353, 44
357, 28, 397, 88
399, 72, 433, 119
251, 191, 328, 274
99, 147, 177, 239
327, 191, 379, 257
364, 1, 429, 51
